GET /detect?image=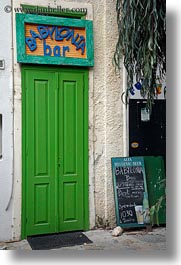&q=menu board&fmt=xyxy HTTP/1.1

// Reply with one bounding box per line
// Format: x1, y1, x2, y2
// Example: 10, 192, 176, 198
111, 157, 148, 228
